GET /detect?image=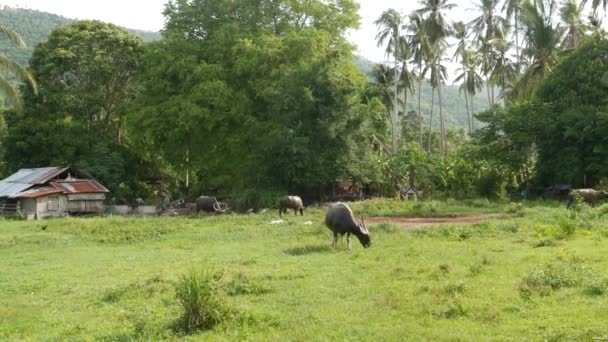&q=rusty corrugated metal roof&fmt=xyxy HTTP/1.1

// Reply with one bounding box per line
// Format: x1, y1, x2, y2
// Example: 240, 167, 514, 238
51, 180, 109, 194
15, 186, 63, 199
0, 167, 69, 198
